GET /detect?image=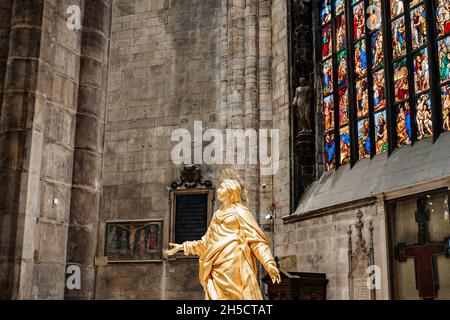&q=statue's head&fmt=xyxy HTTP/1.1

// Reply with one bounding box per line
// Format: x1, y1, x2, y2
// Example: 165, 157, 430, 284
217, 179, 242, 204
299, 77, 306, 85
